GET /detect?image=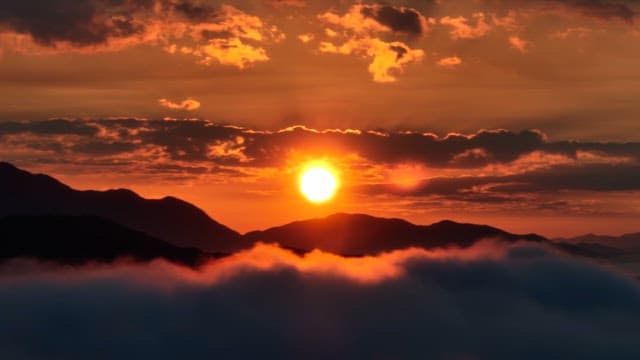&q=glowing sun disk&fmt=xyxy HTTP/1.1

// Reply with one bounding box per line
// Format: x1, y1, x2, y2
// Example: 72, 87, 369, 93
299, 166, 338, 203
